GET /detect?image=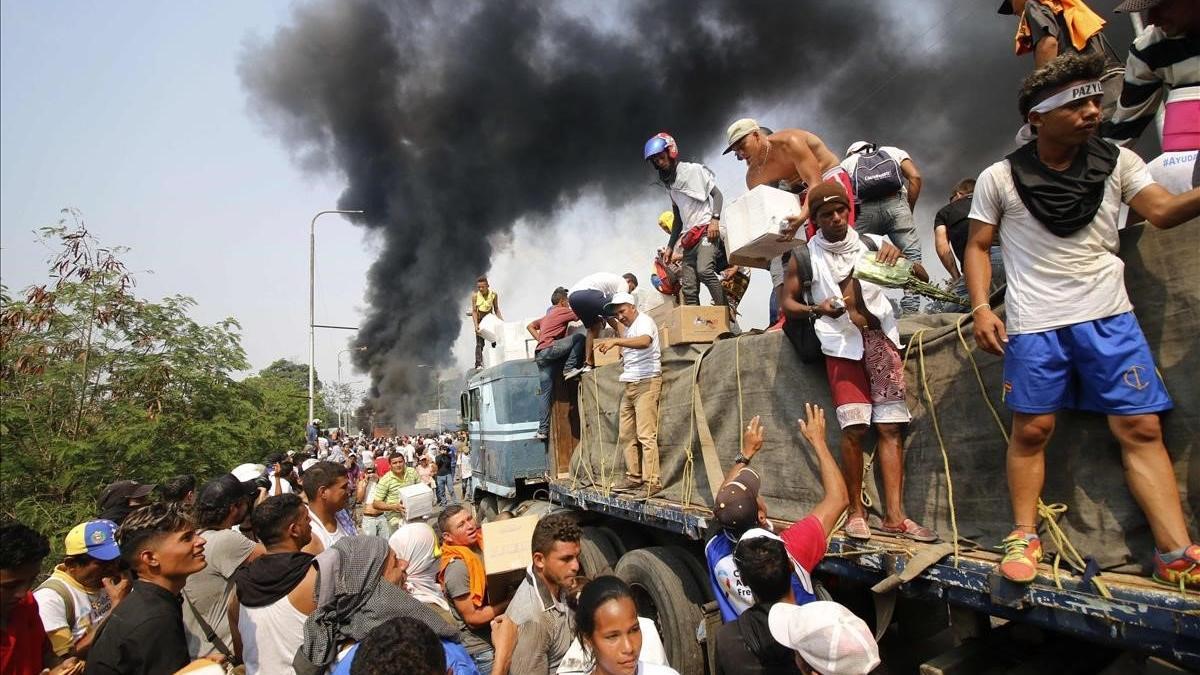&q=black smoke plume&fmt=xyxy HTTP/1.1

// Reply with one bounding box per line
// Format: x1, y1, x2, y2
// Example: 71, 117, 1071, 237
240, 0, 1134, 424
